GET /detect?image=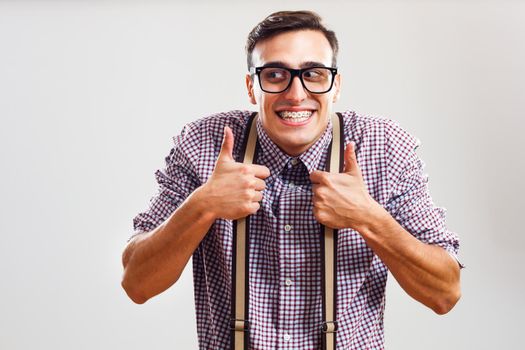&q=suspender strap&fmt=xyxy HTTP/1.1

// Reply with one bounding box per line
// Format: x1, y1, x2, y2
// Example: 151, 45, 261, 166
321, 113, 344, 350
231, 112, 258, 350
